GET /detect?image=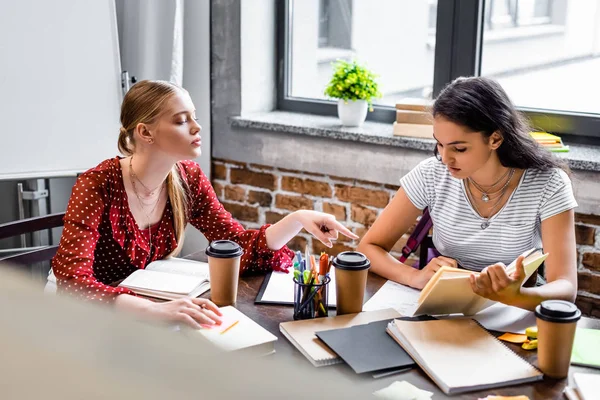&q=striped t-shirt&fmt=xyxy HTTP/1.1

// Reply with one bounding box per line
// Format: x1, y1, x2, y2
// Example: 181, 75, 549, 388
400, 157, 577, 271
